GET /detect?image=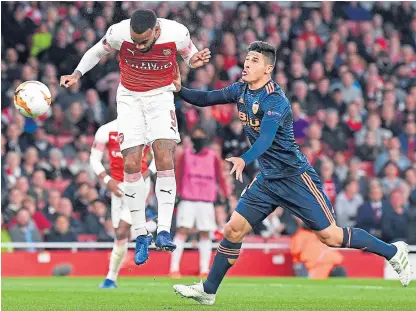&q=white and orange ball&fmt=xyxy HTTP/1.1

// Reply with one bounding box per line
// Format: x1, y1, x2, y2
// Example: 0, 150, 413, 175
14, 81, 52, 118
